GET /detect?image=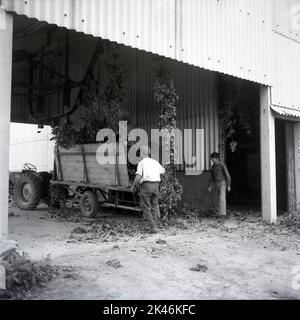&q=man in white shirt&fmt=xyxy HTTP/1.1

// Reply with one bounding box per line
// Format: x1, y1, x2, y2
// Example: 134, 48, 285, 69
131, 146, 165, 233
